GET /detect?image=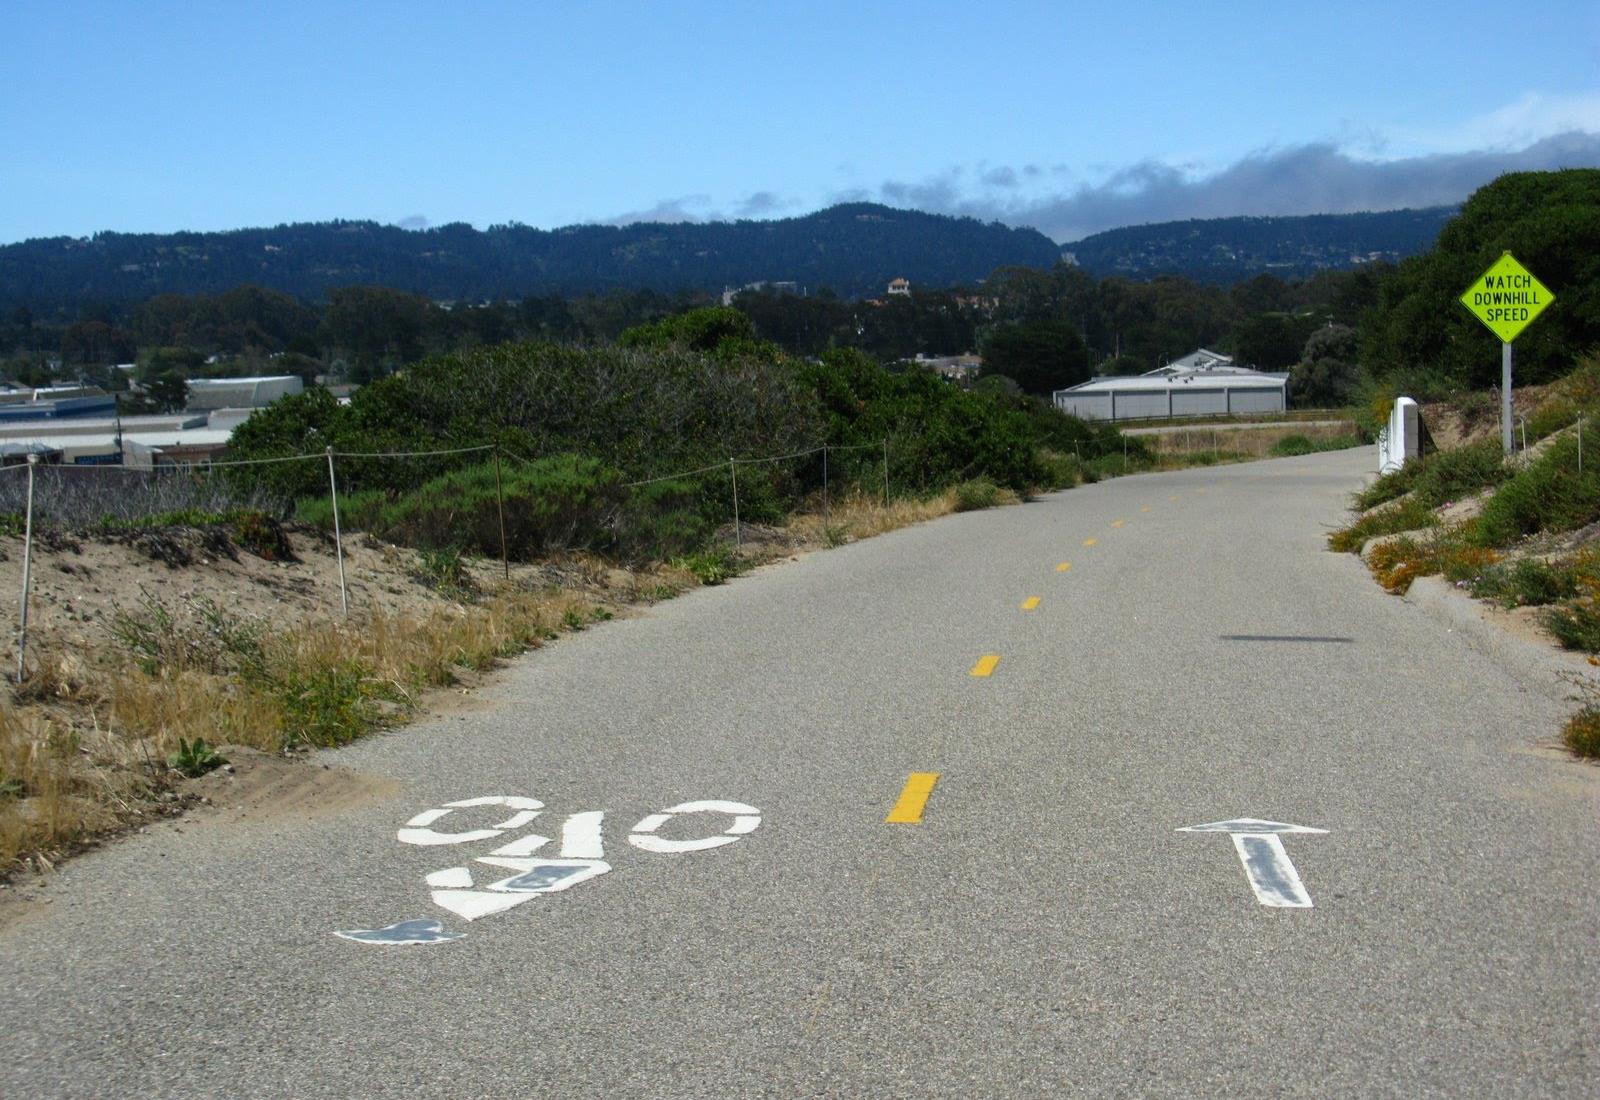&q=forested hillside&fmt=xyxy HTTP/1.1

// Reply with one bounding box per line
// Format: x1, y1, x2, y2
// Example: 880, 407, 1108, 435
1360, 170, 1600, 389
1065, 207, 1455, 282
0, 204, 1060, 310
